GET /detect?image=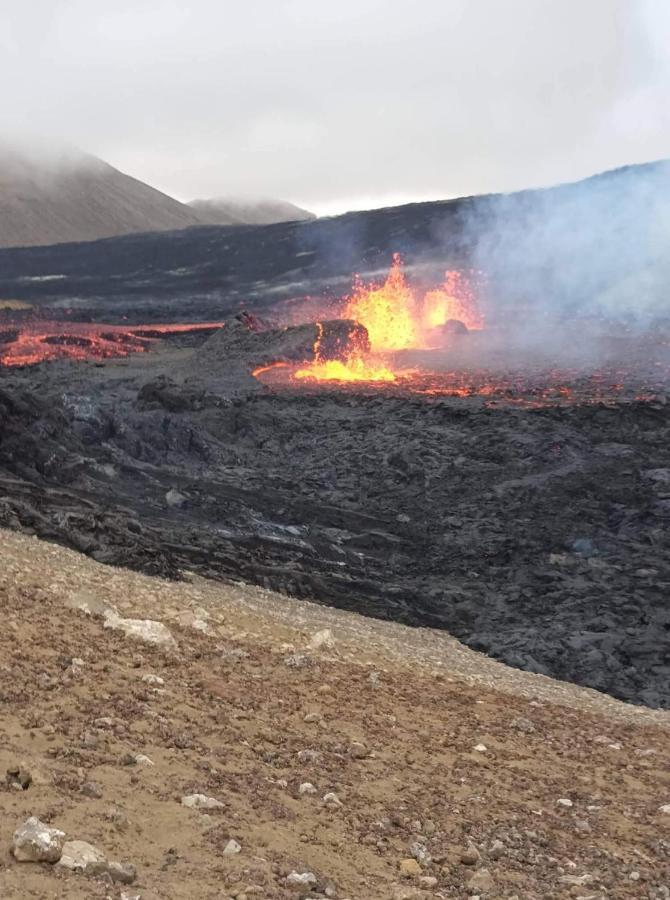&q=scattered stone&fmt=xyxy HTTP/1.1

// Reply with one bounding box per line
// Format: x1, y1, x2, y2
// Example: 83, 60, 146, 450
134, 754, 155, 767
81, 781, 103, 799
468, 868, 494, 893
460, 844, 481, 866
142, 673, 165, 686
11, 817, 66, 863
309, 628, 335, 650
297, 749, 320, 763
107, 861, 138, 884
6, 764, 32, 790
510, 716, 535, 734
181, 793, 224, 810
473, 743, 487, 753
223, 838, 241, 855
323, 791, 343, 809
57, 840, 107, 875
557, 798, 574, 808
559, 874, 594, 886
303, 712, 322, 724
284, 654, 311, 668
409, 841, 430, 865
489, 839, 505, 859
104, 611, 176, 648
299, 782, 317, 795
659, 804, 670, 814
420, 875, 438, 888
349, 741, 368, 759
165, 488, 187, 508
399, 858, 422, 877
286, 871, 318, 891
